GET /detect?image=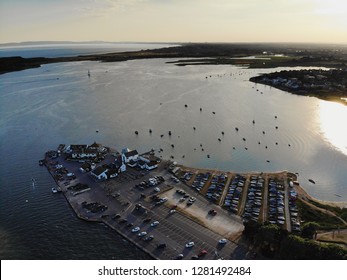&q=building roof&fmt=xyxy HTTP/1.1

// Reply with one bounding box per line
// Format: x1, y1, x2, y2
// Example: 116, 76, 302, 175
92, 166, 108, 176
81, 162, 91, 169
89, 142, 100, 148
70, 144, 87, 151
115, 155, 123, 167
124, 150, 138, 157
138, 160, 146, 166
140, 151, 160, 163
146, 161, 158, 167
106, 168, 118, 176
